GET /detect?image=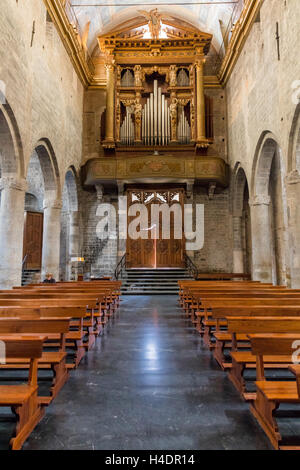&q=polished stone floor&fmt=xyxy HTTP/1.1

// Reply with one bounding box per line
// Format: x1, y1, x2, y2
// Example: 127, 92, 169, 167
2, 296, 273, 450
